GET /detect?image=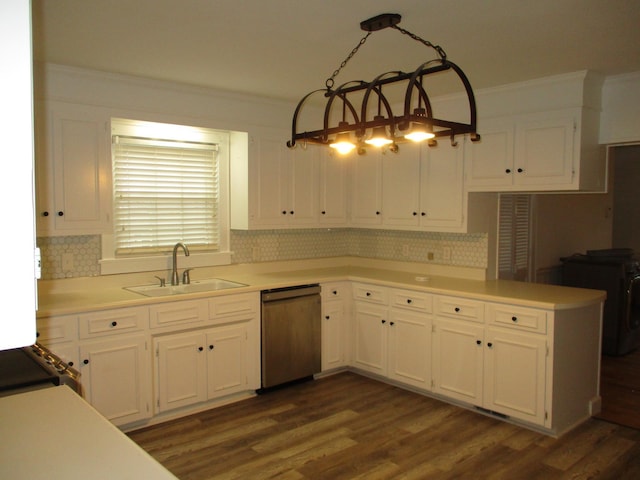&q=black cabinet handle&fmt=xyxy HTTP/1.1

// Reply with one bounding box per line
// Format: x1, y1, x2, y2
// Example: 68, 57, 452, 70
198, 346, 204, 352
412, 212, 417, 216
406, 299, 412, 304
381, 320, 386, 324
366, 292, 371, 296
505, 168, 511, 174
325, 315, 330, 320
57, 211, 64, 216
517, 168, 524, 173
36, 331, 40, 337
487, 342, 493, 348
290, 211, 294, 215
454, 307, 460, 312
512, 316, 518, 322
83, 359, 89, 365
421, 212, 426, 216
321, 211, 326, 215
68, 361, 74, 367
375, 211, 381, 215
476, 340, 482, 345
390, 321, 395, 326
42, 211, 49, 217
282, 210, 287, 215
332, 290, 337, 295
209, 345, 214, 350
110, 321, 117, 327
